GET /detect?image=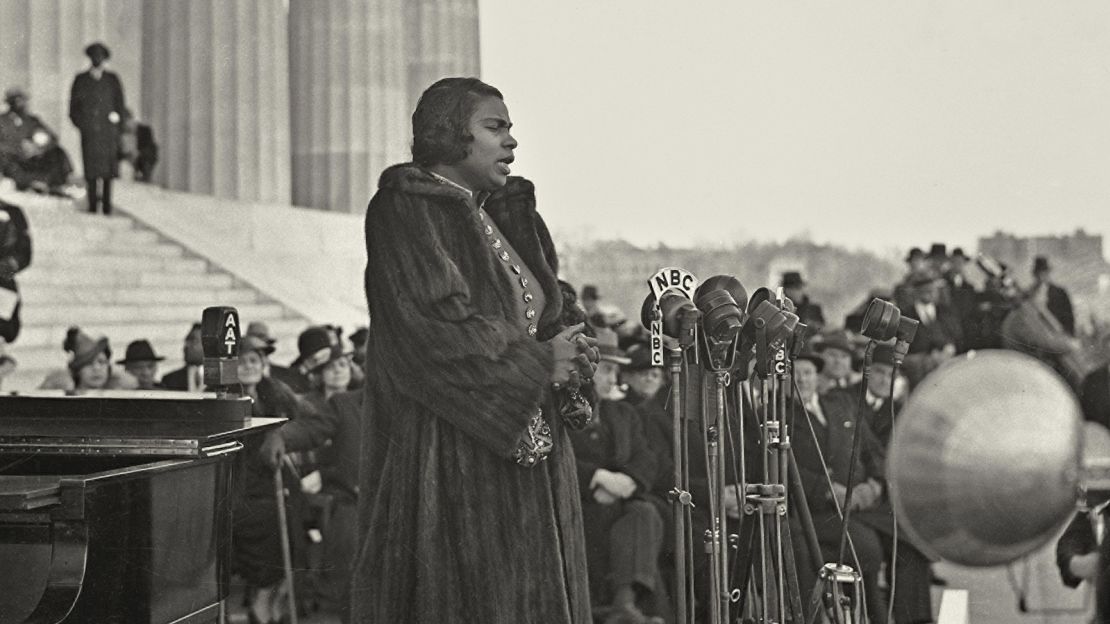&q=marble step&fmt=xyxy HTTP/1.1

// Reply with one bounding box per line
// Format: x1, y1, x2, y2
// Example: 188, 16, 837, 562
21, 285, 260, 306
35, 238, 184, 258
28, 253, 208, 274
19, 267, 234, 288
29, 225, 160, 246
22, 208, 138, 230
